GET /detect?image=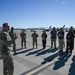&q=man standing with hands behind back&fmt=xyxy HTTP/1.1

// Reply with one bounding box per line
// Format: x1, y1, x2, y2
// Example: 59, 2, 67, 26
9, 27, 17, 54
